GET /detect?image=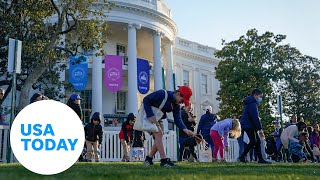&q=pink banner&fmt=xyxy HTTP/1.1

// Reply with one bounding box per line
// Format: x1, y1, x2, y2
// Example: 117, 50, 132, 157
104, 55, 123, 92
